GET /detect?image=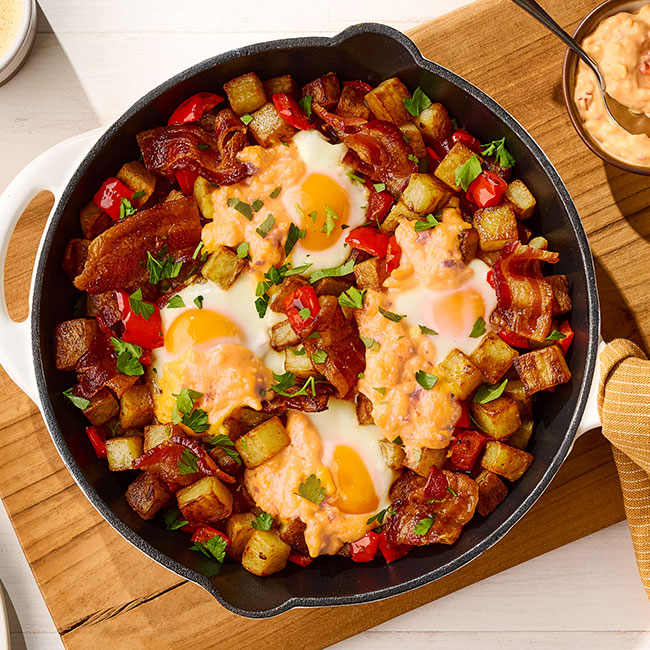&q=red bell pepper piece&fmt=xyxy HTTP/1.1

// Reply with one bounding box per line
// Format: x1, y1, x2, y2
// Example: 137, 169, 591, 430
450, 430, 487, 471
486, 269, 495, 289
451, 128, 481, 152
191, 526, 231, 553
385, 235, 401, 274
423, 466, 448, 500
272, 92, 314, 131
85, 426, 107, 459
175, 169, 198, 195
557, 321, 574, 355
115, 290, 164, 350
288, 552, 314, 567
284, 285, 321, 333
366, 187, 394, 224
426, 145, 442, 163
345, 226, 390, 258
456, 401, 472, 429
466, 171, 508, 208
376, 531, 411, 563
93, 177, 133, 221
168, 92, 224, 125
350, 530, 380, 562
343, 80, 373, 93
497, 330, 530, 349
